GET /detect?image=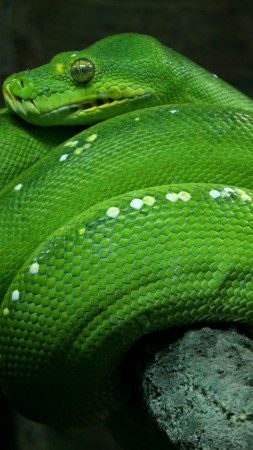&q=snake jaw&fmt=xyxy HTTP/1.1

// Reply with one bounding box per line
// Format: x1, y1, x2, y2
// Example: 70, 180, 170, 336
3, 84, 40, 118
45, 94, 145, 120
3, 79, 152, 126
44, 89, 154, 125
44, 95, 124, 115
